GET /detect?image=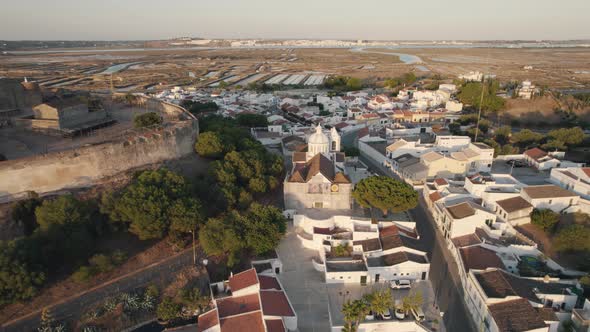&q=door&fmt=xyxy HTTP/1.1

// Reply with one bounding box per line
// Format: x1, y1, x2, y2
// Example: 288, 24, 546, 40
360, 276, 367, 286
375, 274, 380, 283
275, 267, 280, 274
421, 272, 427, 280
